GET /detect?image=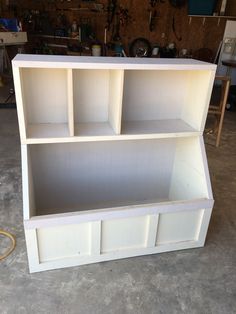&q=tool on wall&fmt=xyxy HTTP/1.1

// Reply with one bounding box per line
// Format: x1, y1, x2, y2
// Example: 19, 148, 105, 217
149, 9, 157, 32
169, 0, 186, 7
107, 0, 117, 31
172, 13, 182, 41
169, 0, 186, 41
148, 0, 164, 32
150, 0, 165, 6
